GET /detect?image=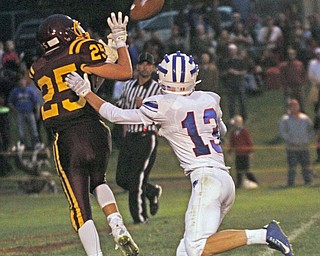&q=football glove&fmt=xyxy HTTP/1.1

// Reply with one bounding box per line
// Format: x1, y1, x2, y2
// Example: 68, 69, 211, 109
65, 72, 91, 97
107, 12, 128, 48
98, 39, 118, 64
